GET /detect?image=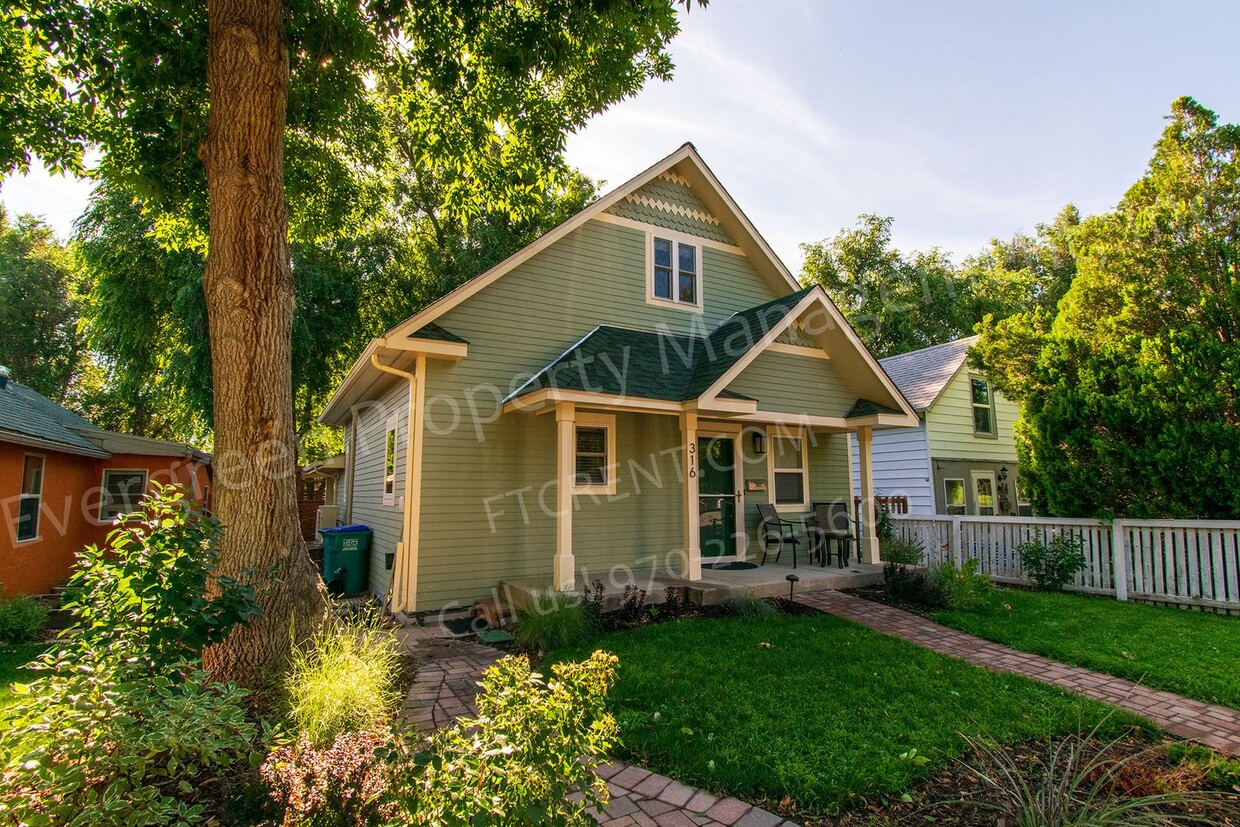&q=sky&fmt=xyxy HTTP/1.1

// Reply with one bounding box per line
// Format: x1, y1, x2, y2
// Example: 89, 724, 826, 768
3, 0, 1239, 270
